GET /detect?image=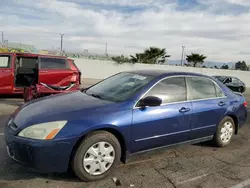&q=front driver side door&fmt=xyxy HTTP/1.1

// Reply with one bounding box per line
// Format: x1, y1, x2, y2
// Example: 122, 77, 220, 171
131, 76, 192, 153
